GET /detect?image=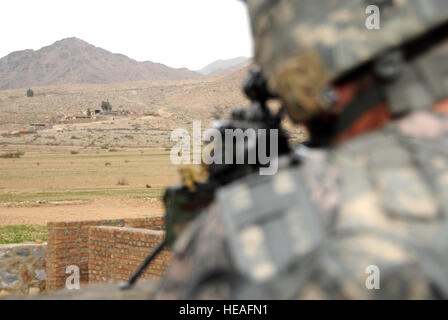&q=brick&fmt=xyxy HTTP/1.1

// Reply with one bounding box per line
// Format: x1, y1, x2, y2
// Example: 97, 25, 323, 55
46, 216, 171, 290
